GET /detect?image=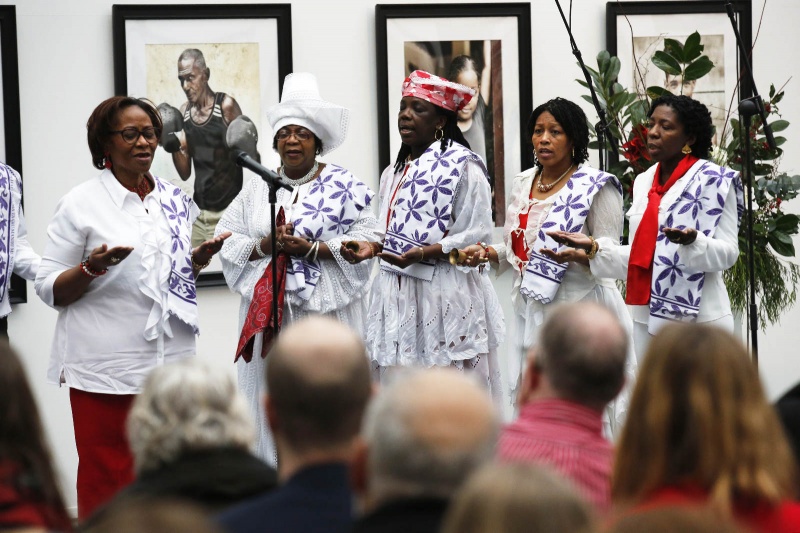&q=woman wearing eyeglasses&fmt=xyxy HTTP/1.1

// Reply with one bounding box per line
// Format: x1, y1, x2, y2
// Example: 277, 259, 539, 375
215, 73, 380, 464
34, 96, 230, 519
